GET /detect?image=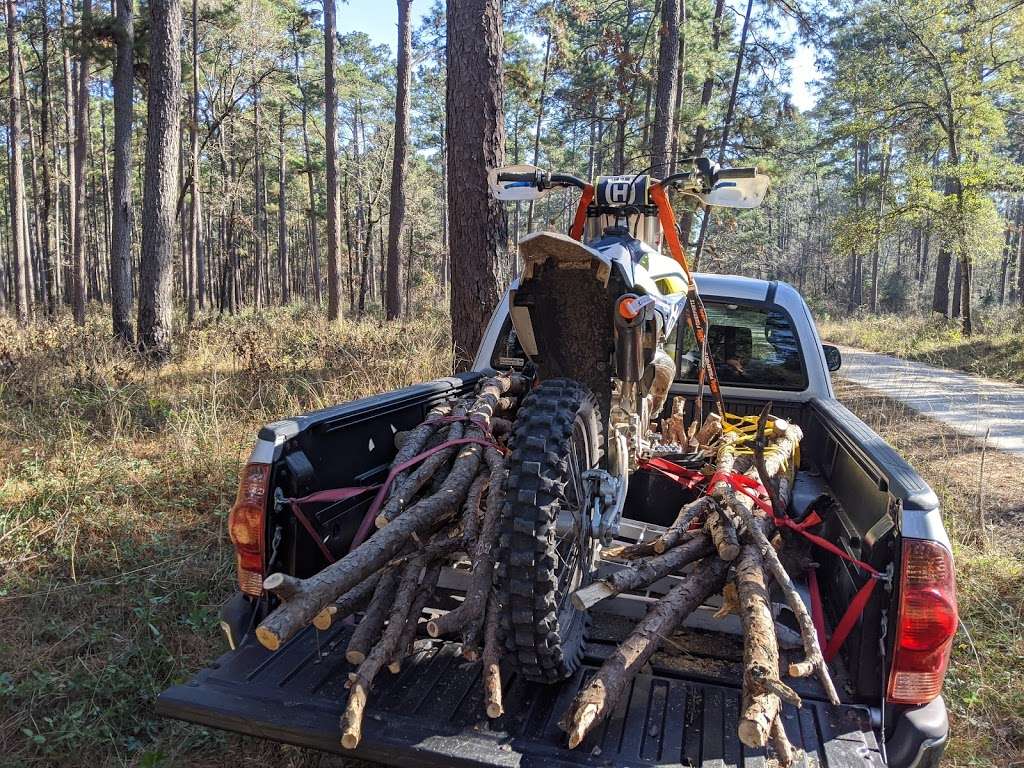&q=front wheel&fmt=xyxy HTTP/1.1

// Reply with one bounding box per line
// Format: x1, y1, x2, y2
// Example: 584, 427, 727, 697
495, 379, 602, 683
